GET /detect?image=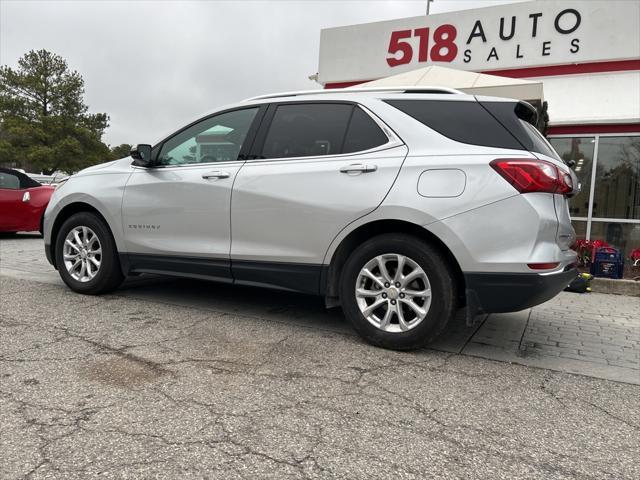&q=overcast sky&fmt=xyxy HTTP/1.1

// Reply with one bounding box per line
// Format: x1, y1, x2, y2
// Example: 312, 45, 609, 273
1, 0, 525, 146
